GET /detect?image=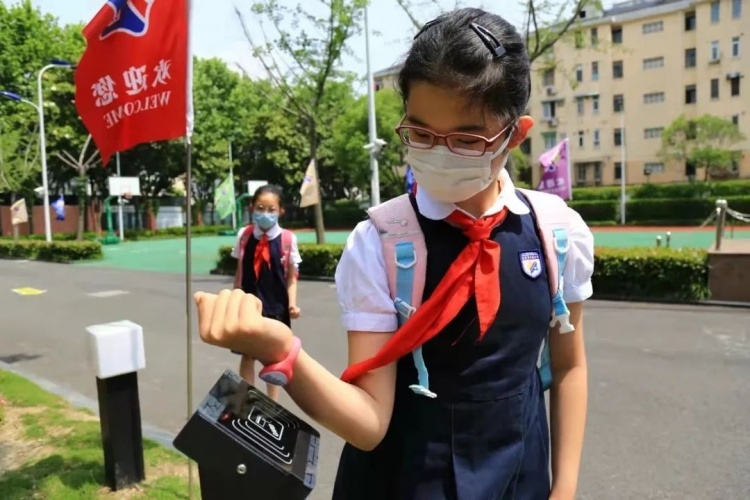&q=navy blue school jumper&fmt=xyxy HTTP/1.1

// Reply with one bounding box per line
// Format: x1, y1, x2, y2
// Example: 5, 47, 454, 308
333, 193, 552, 500
240, 233, 291, 328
